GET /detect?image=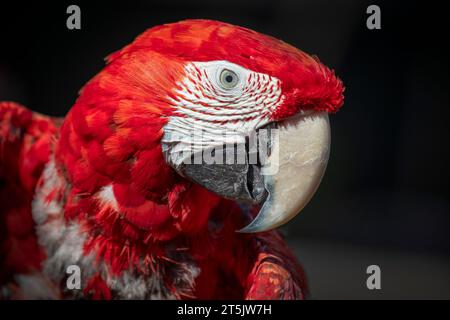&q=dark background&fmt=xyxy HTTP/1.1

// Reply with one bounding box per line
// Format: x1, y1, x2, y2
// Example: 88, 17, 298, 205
1, 0, 449, 299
